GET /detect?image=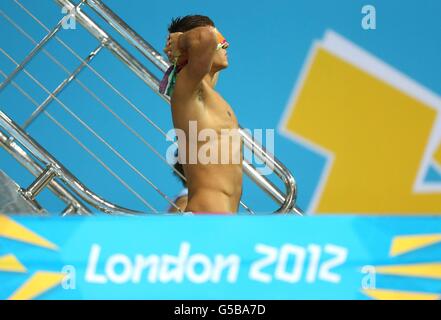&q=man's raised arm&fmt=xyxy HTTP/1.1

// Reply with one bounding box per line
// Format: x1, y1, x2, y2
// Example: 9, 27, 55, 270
168, 26, 218, 92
